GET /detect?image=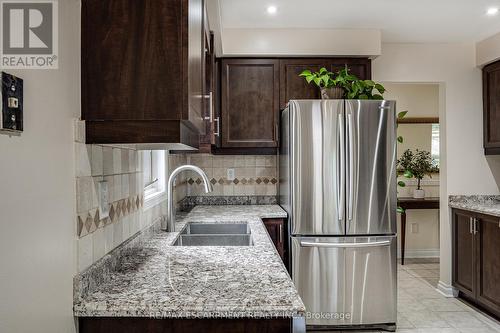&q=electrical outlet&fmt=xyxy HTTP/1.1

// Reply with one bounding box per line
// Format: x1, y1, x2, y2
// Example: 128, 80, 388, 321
227, 168, 235, 181
98, 181, 110, 219
411, 223, 418, 234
